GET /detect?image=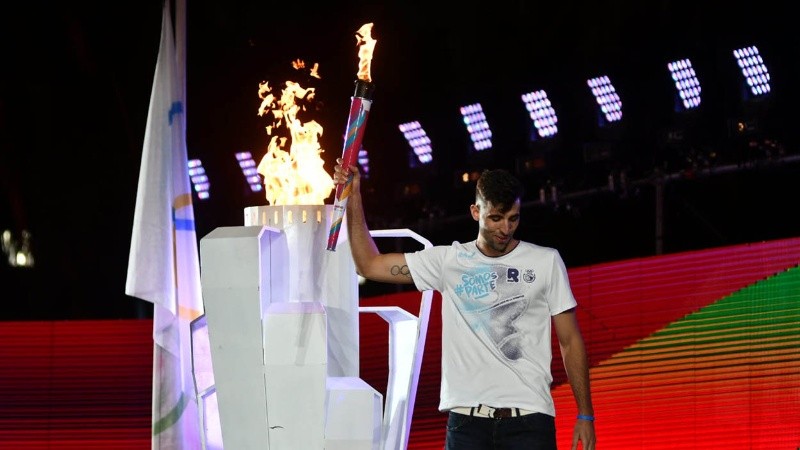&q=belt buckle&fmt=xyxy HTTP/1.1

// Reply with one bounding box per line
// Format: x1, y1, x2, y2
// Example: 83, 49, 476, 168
480, 405, 514, 419
491, 407, 513, 419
